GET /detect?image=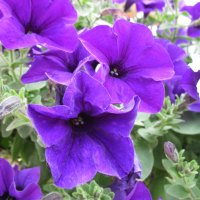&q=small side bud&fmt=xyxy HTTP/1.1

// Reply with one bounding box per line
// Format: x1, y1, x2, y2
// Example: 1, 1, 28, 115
0, 96, 21, 119
41, 192, 63, 200
164, 141, 179, 163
